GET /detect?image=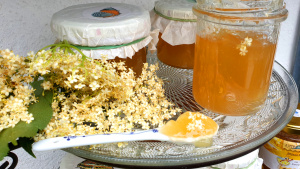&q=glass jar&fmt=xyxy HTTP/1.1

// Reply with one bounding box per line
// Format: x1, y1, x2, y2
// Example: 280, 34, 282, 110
192, 0, 288, 116
259, 108, 300, 169
51, 3, 152, 77
151, 0, 197, 69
